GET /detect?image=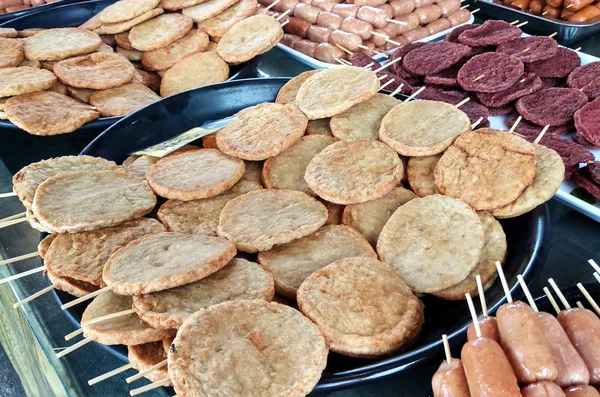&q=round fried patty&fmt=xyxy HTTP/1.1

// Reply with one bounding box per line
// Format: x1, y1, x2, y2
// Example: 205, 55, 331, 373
458, 20, 522, 47
458, 52, 524, 93
575, 97, 600, 146
403, 42, 471, 76
476, 72, 542, 108
526, 48, 581, 78
567, 62, 600, 100
445, 24, 480, 43
516, 87, 588, 126
496, 36, 558, 63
